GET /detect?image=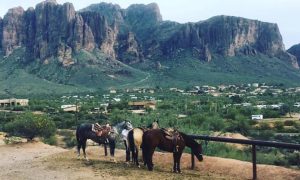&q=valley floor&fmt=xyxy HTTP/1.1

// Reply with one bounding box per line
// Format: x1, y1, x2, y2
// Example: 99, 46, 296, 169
0, 142, 299, 180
